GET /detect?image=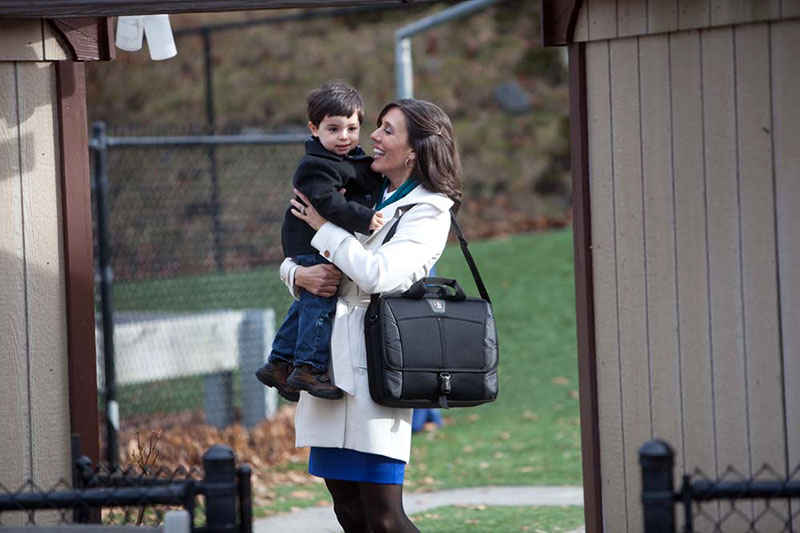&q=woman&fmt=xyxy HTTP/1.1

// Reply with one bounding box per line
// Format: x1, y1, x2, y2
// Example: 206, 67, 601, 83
281, 98, 461, 533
